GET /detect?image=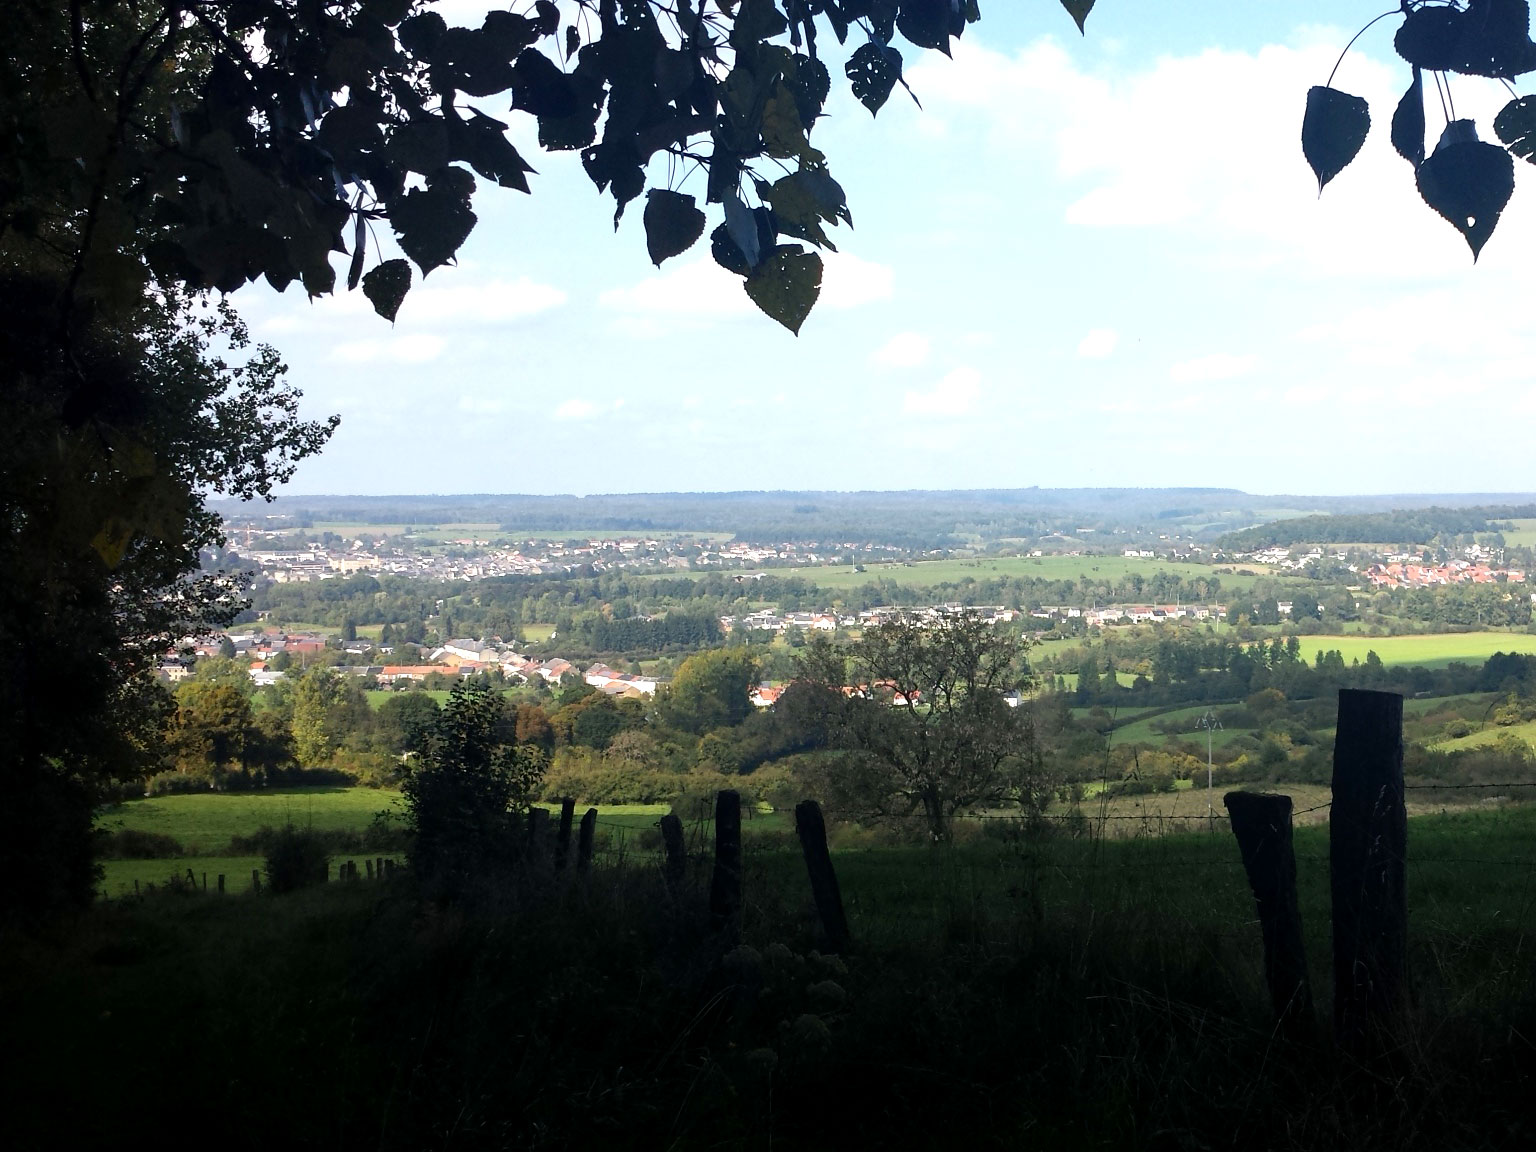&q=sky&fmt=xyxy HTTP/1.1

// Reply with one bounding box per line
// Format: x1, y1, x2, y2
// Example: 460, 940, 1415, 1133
234, 1, 1536, 498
